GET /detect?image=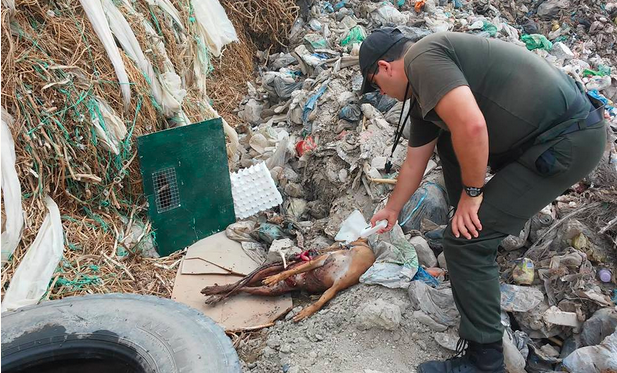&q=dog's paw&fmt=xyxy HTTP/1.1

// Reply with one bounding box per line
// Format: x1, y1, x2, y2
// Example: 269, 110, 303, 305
292, 307, 314, 322
262, 275, 281, 286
